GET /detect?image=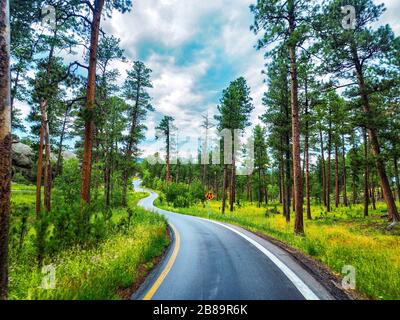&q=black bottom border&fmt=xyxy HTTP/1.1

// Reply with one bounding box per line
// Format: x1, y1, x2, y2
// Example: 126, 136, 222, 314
0, 300, 393, 319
